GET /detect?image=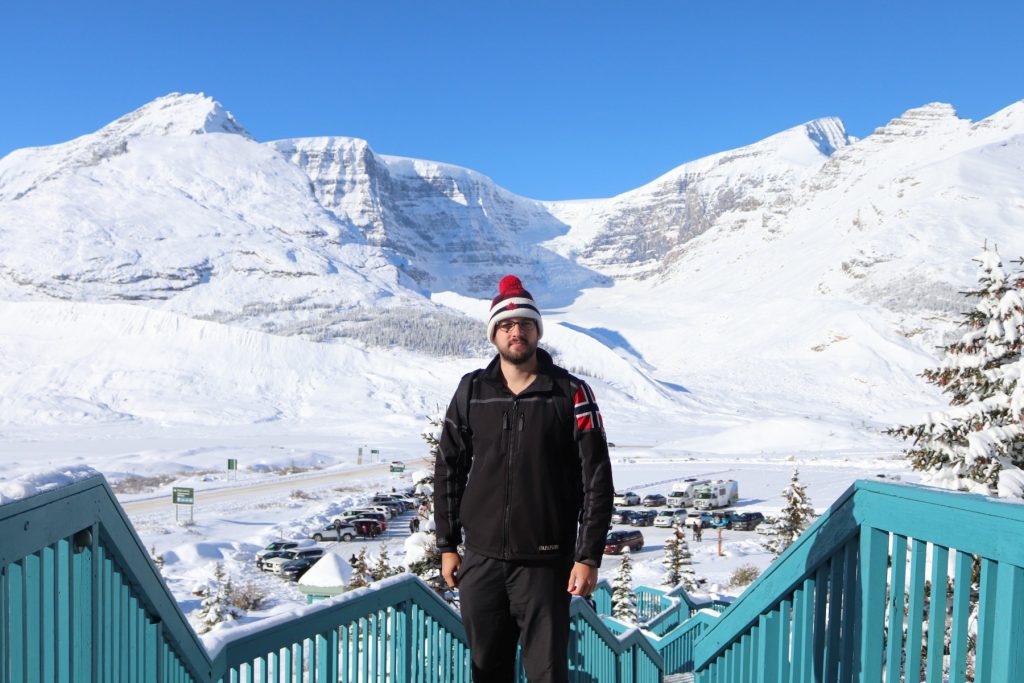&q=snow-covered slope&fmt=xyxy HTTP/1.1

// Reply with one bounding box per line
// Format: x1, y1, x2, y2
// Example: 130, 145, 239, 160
2, 92, 1024, 465
0, 94, 431, 341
